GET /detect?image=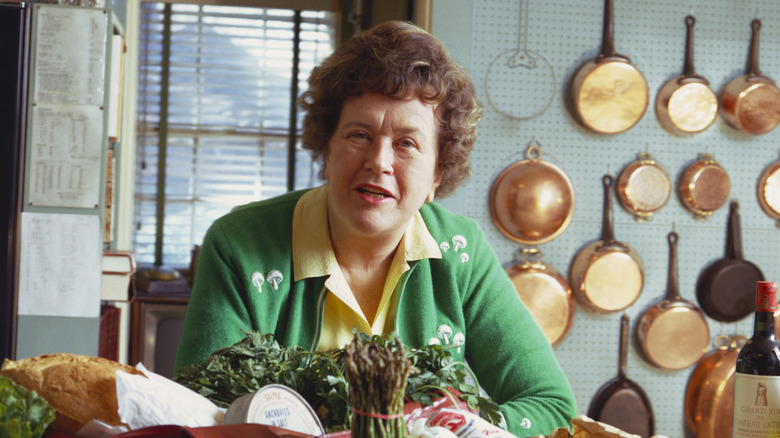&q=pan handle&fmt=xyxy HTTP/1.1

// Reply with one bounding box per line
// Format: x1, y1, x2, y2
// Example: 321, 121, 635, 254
600, 0, 616, 57
618, 313, 629, 379
665, 231, 682, 301
726, 200, 745, 260
746, 19, 763, 76
682, 15, 700, 79
600, 175, 618, 243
